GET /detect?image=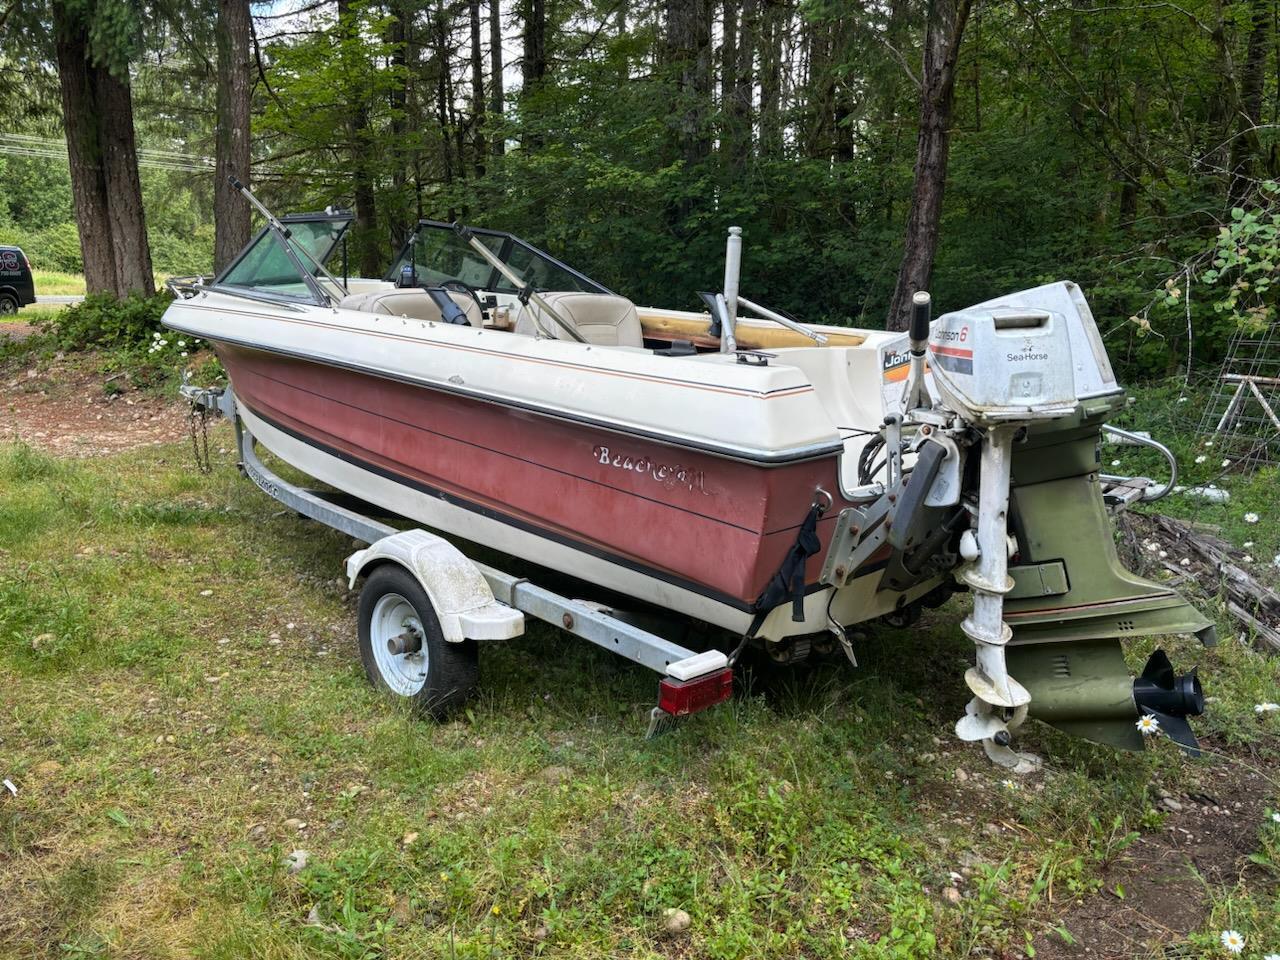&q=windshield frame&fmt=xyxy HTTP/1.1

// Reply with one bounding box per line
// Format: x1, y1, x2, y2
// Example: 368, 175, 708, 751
383, 220, 612, 295
212, 212, 354, 306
